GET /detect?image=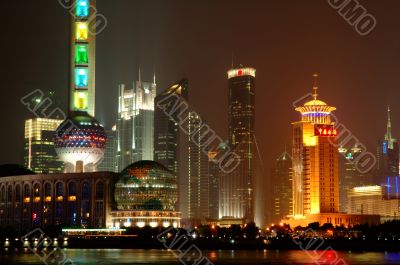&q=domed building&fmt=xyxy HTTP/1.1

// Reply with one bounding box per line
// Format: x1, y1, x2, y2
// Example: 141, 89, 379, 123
111, 161, 180, 228
54, 111, 107, 173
